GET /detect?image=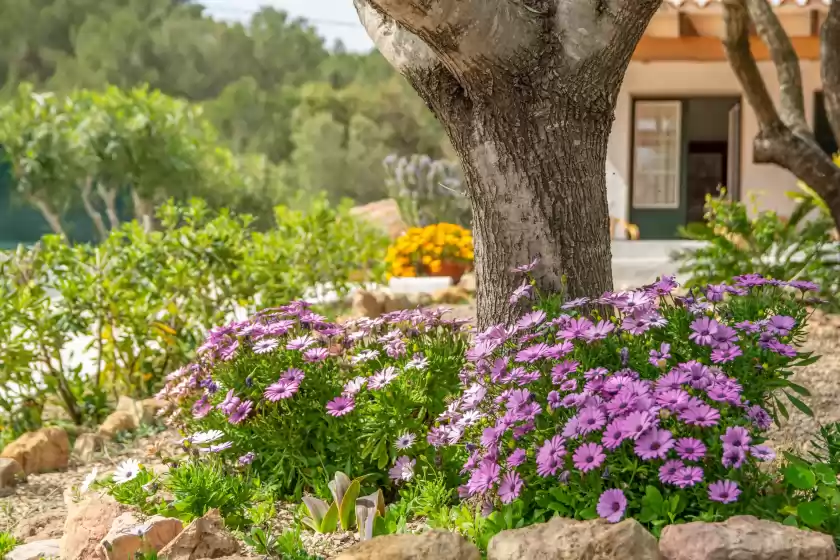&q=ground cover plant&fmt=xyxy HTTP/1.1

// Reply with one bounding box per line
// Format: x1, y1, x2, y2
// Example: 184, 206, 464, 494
157, 304, 470, 496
